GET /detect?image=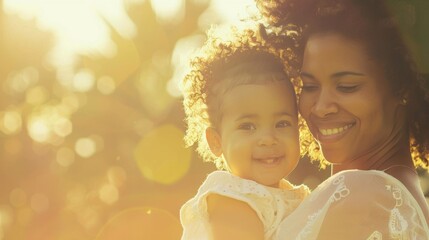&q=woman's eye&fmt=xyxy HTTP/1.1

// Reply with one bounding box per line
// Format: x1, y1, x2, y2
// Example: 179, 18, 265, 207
337, 85, 359, 93
276, 120, 291, 128
238, 123, 256, 130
